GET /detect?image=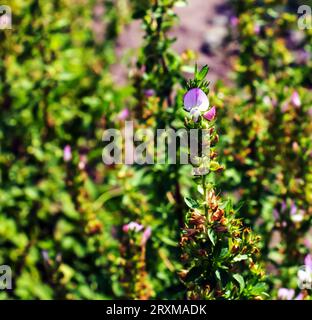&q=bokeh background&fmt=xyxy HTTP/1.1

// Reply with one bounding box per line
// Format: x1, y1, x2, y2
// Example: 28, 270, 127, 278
0, 0, 311, 299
